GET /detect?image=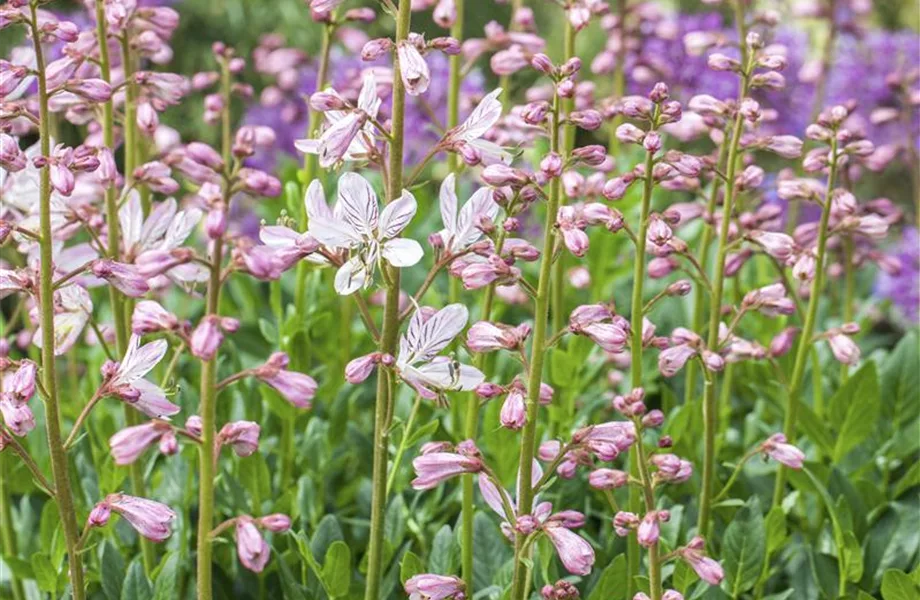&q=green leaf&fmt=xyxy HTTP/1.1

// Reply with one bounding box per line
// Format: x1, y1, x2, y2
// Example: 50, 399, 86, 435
405, 419, 439, 447
385, 494, 407, 547
311, 515, 344, 560
152, 553, 180, 600
400, 550, 424, 583
722, 497, 766, 595
101, 541, 126, 600
797, 401, 835, 457
278, 556, 309, 600
322, 541, 352, 598
827, 362, 880, 461
472, 512, 511, 591
893, 460, 920, 499
31, 553, 57, 595
122, 559, 152, 600
881, 331, 919, 430
843, 531, 864, 583
670, 560, 698, 594
802, 468, 849, 596
429, 525, 459, 575
587, 554, 628, 600
881, 569, 920, 600
765, 506, 787, 554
